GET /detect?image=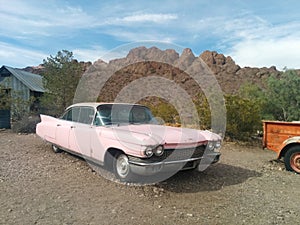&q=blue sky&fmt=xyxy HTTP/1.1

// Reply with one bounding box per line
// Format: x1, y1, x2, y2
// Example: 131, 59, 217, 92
1, 0, 300, 70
